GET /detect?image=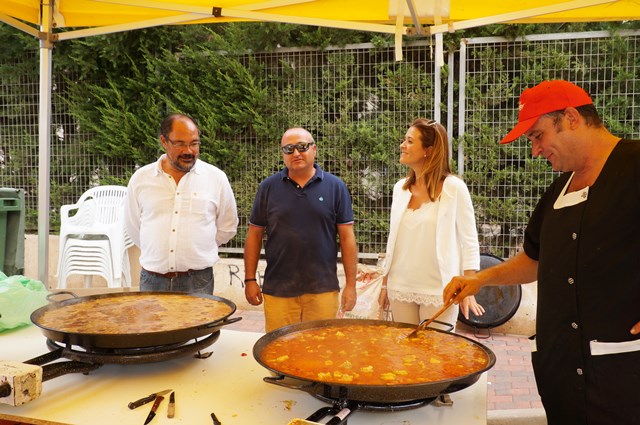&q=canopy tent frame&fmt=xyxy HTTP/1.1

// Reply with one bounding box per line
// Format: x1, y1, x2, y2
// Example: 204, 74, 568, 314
0, 0, 632, 285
